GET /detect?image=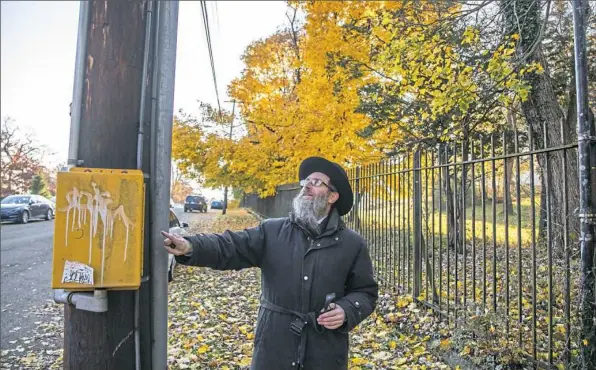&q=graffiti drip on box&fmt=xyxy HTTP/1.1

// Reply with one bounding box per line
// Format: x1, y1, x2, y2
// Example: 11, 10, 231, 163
61, 182, 134, 284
